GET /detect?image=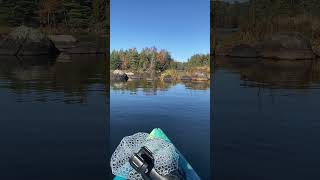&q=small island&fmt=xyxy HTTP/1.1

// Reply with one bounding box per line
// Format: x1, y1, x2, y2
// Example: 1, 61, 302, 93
110, 47, 210, 82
